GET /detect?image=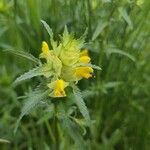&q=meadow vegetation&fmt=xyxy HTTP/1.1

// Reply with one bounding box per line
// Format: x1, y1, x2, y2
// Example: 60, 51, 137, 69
0, 0, 150, 149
